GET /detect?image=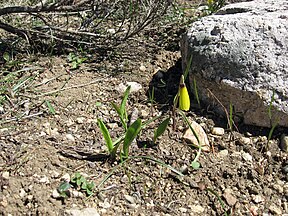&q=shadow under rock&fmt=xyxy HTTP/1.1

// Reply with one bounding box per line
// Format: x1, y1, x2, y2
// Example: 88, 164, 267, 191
146, 58, 288, 139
